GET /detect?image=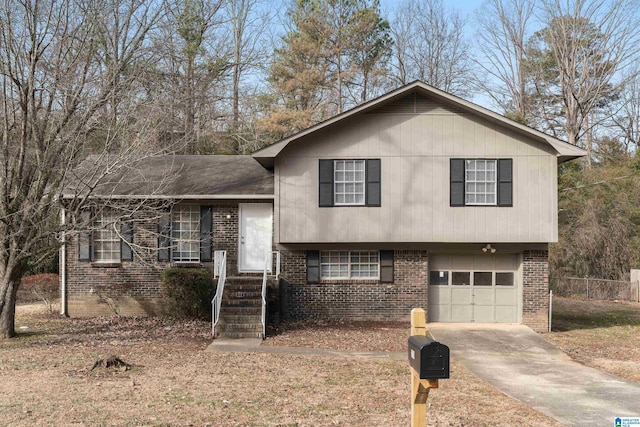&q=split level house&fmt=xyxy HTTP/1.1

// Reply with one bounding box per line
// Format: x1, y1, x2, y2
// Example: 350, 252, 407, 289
60, 81, 586, 338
